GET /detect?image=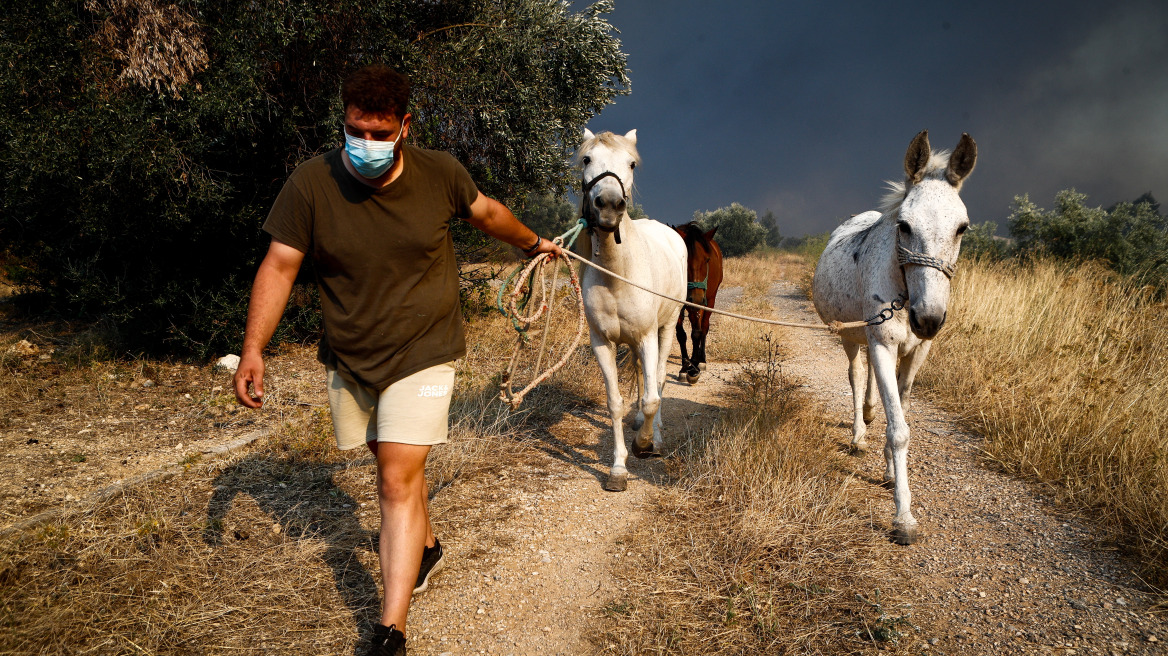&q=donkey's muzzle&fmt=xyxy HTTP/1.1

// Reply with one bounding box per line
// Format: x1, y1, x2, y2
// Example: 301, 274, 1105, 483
908, 308, 946, 339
